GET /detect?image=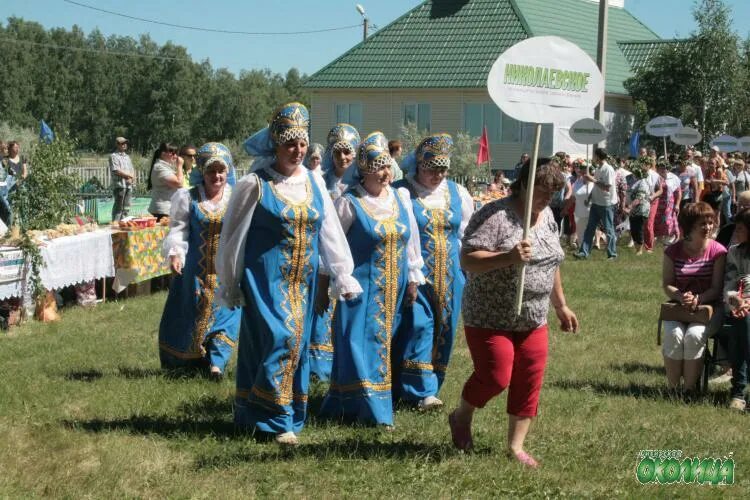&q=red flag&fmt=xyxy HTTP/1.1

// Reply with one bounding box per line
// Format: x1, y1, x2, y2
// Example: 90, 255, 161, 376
476, 125, 491, 166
